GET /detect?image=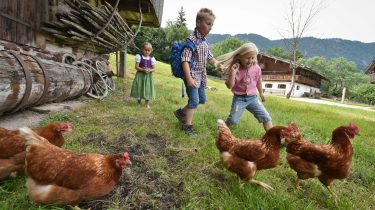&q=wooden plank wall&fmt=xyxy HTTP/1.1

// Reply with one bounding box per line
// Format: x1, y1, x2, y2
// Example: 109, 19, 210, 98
0, 0, 47, 47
